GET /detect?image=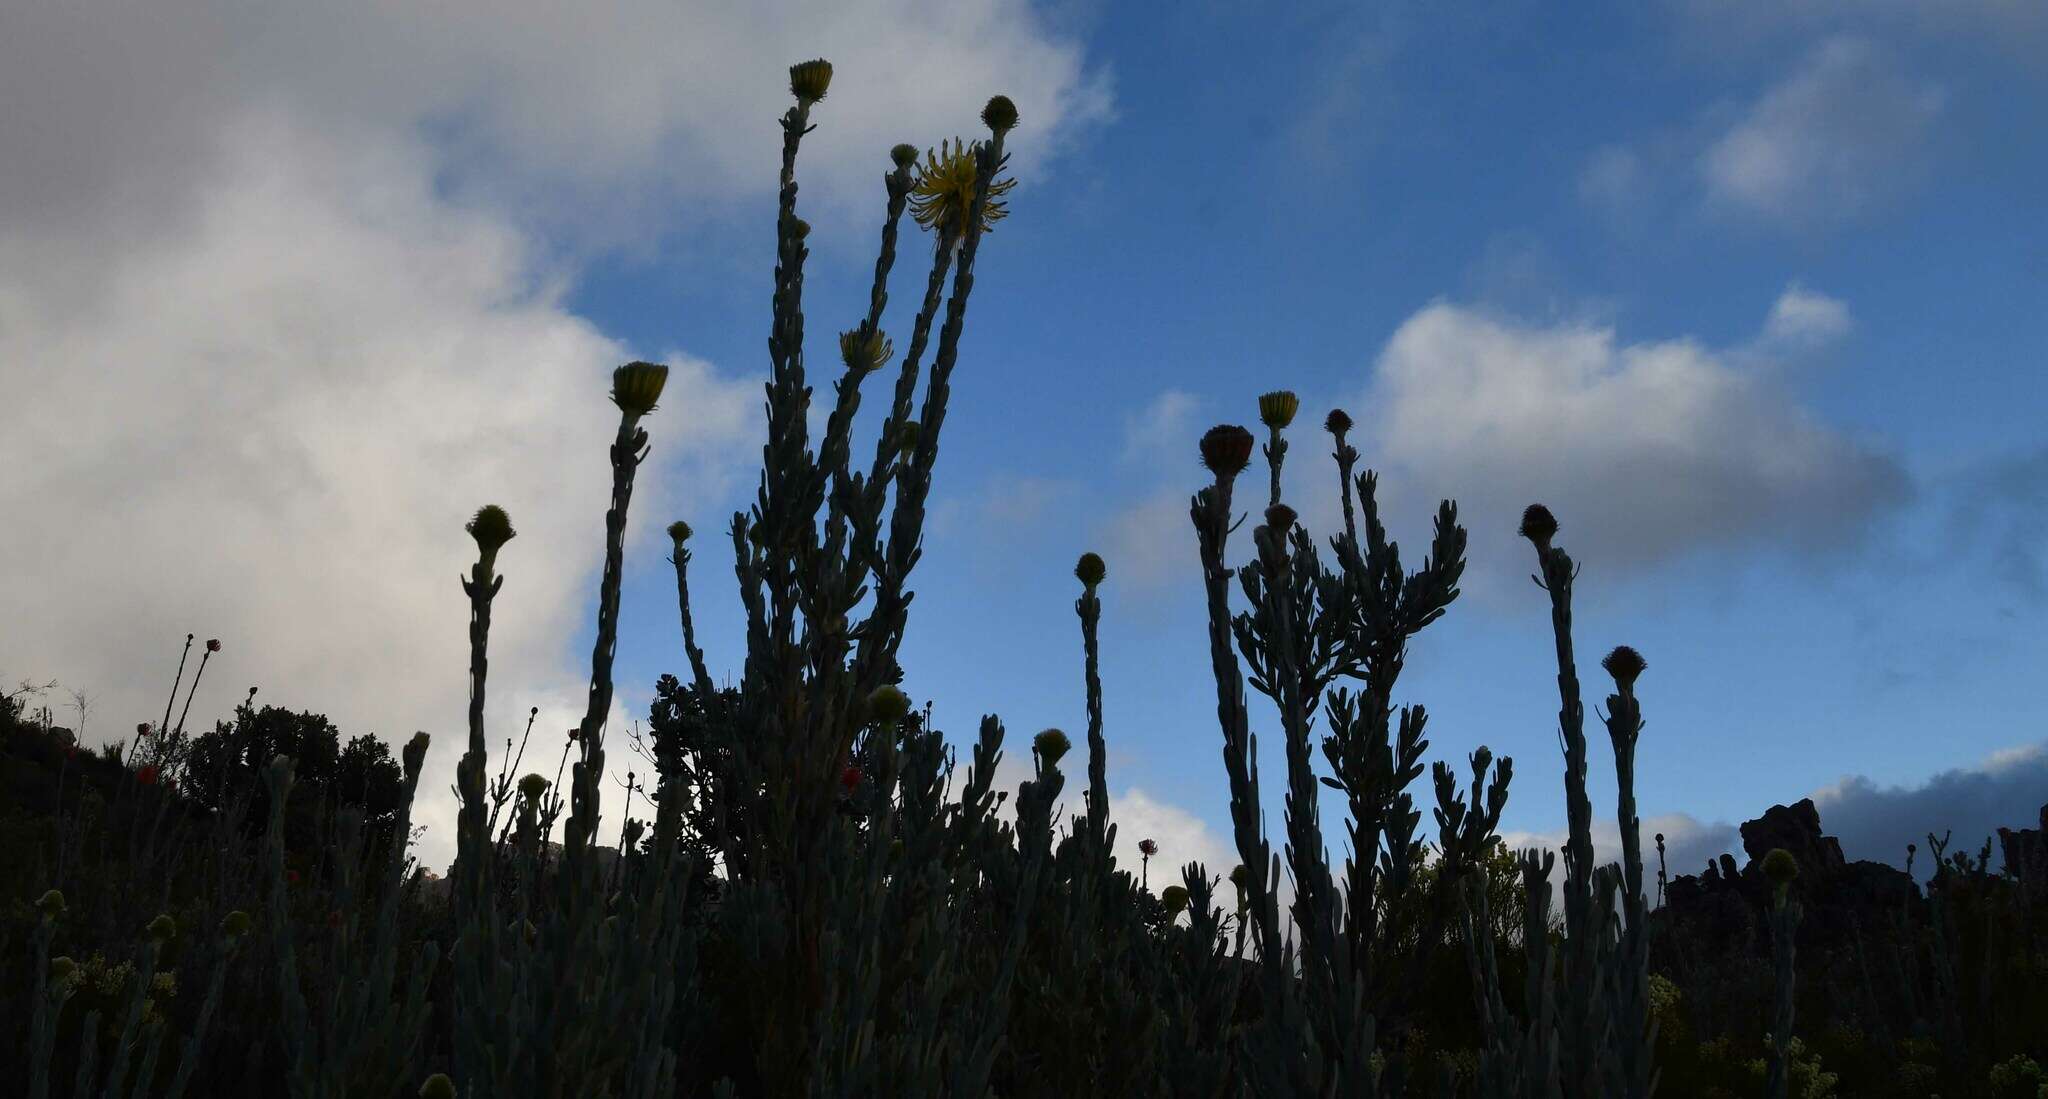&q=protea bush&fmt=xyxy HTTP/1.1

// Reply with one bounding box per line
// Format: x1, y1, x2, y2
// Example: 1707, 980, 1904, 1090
13, 53, 2045, 1099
